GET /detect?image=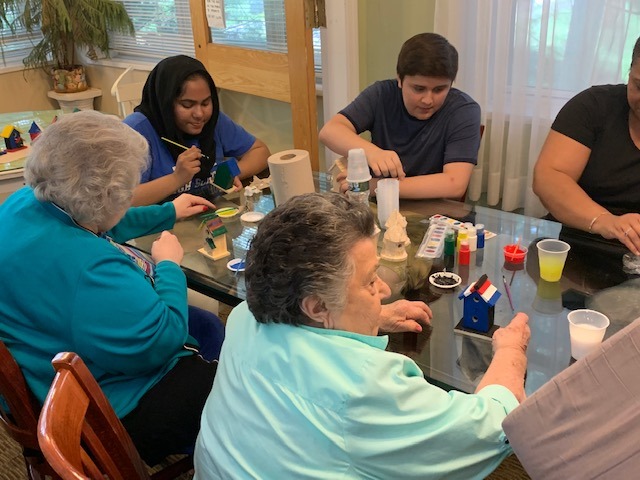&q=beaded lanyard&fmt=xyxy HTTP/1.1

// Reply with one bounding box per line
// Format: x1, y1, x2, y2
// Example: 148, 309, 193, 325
103, 236, 156, 284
